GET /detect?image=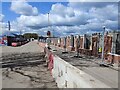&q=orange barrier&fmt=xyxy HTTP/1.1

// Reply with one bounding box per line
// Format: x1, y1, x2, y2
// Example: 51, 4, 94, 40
39, 42, 54, 75
48, 52, 54, 75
